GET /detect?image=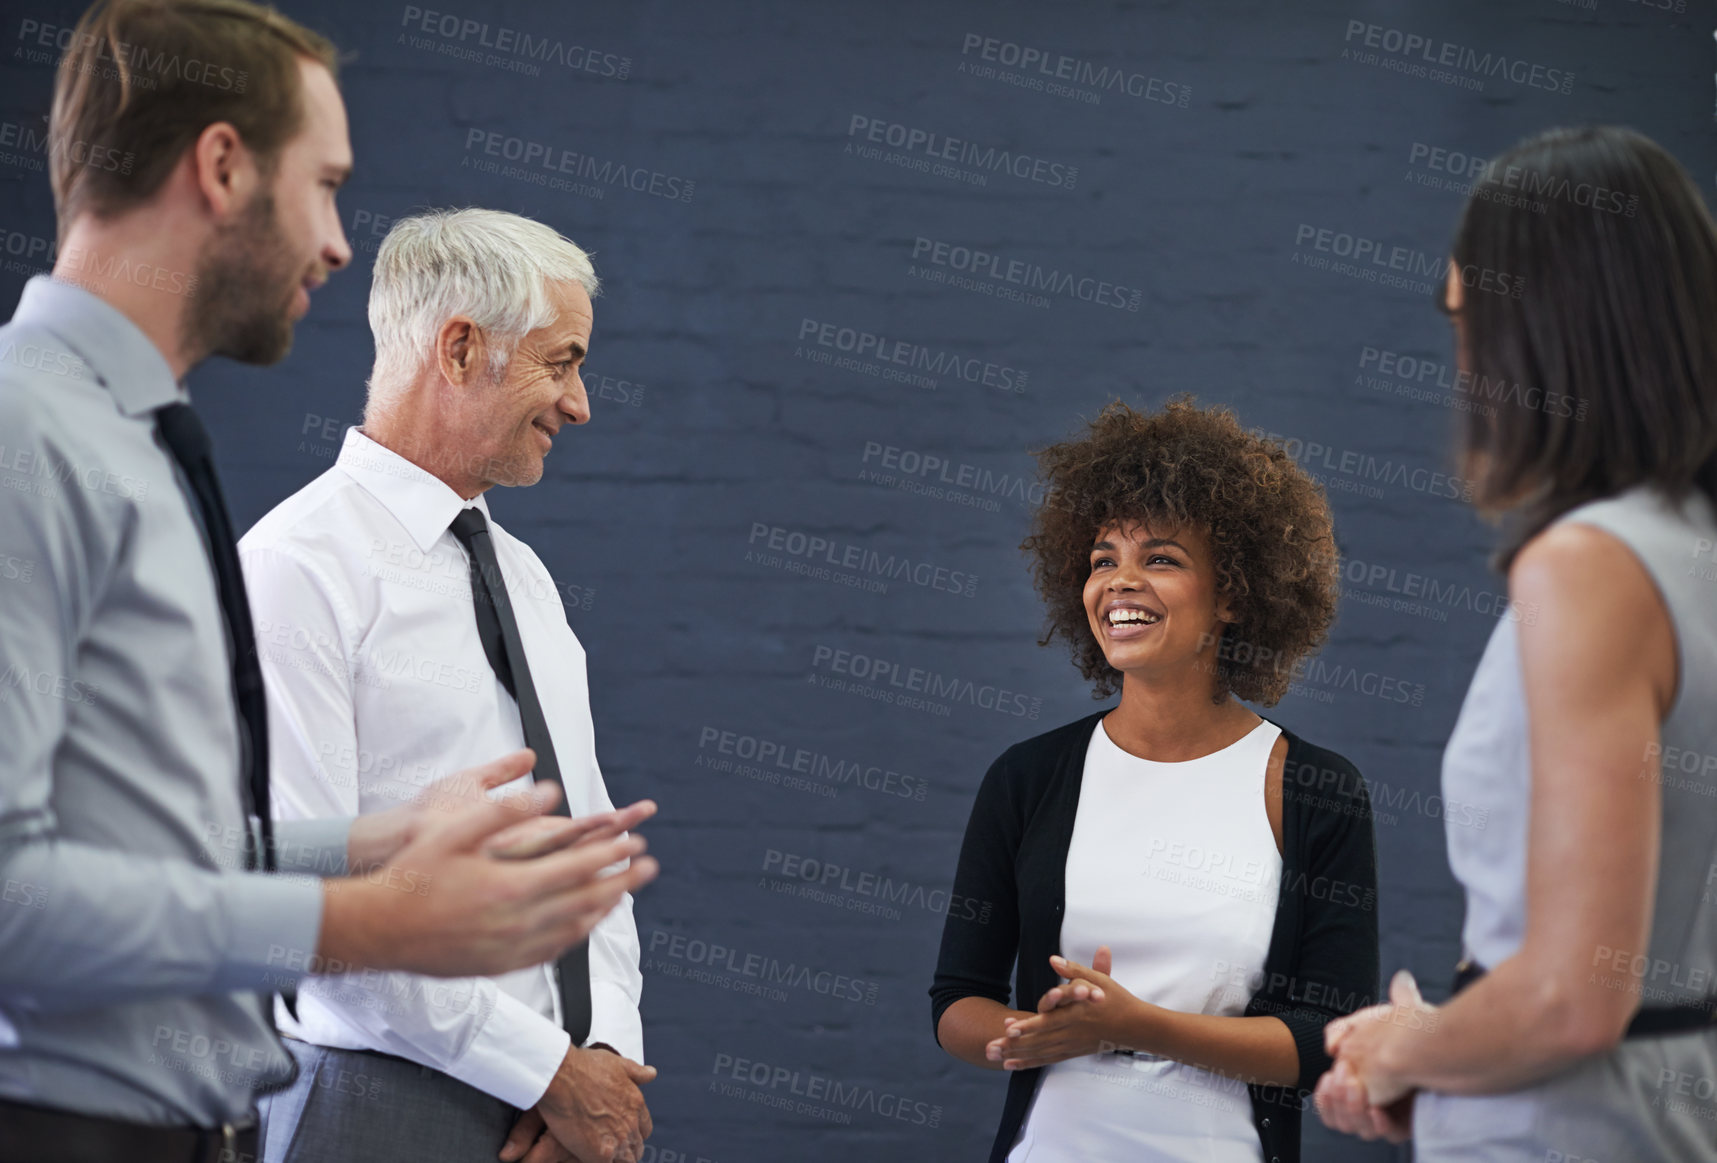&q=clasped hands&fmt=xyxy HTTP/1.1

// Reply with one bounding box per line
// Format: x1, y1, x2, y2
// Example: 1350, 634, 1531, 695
986, 946, 1148, 1070
501, 1044, 656, 1163
1313, 968, 1436, 1144
986, 944, 1437, 1150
